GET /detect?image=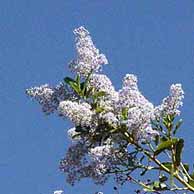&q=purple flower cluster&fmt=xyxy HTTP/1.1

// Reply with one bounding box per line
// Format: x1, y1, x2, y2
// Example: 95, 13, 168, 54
154, 84, 184, 118
58, 100, 93, 127
69, 26, 108, 76
26, 83, 74, 114
26, 26, 184, 186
